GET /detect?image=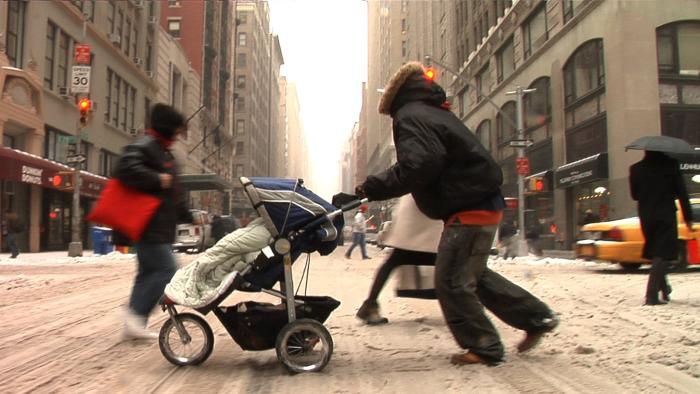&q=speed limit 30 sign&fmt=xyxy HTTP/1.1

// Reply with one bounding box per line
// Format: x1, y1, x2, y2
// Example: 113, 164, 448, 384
71, 66, 91, 93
